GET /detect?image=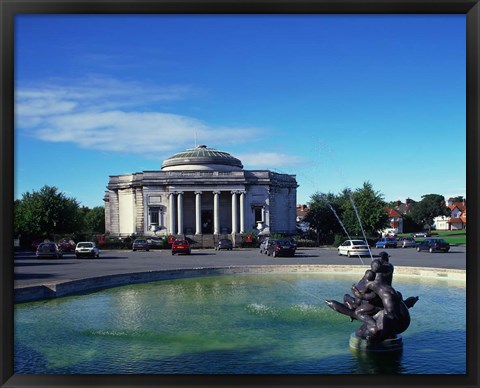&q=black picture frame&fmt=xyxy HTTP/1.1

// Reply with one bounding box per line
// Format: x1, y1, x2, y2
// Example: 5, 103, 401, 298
1, 1, 478, 387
